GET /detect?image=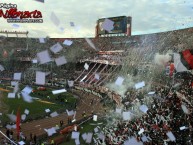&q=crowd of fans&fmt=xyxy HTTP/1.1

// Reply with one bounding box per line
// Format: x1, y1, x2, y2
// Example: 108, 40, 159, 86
102, 78, 193, 144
